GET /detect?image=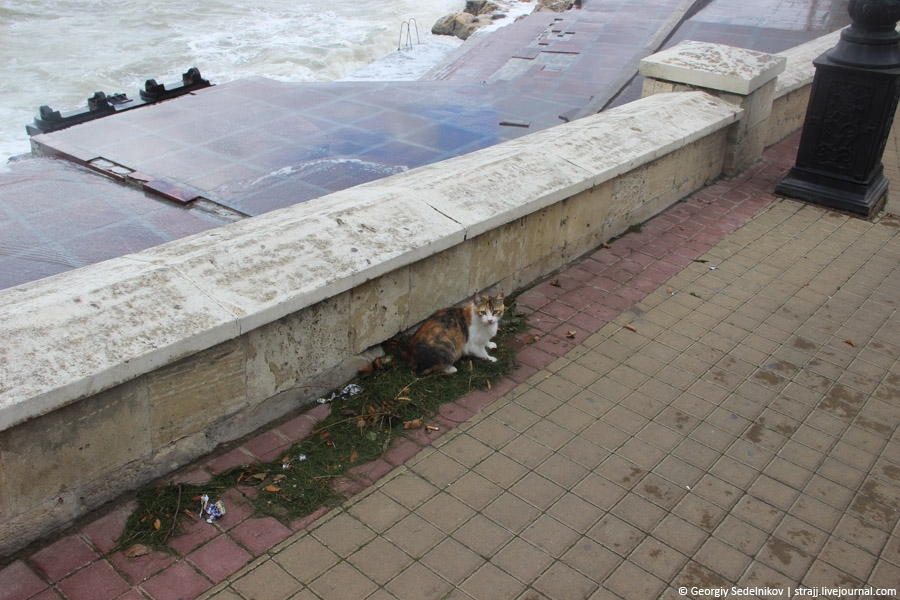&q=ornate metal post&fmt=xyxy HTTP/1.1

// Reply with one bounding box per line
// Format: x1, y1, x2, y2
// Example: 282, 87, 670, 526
776, 0, 900, 216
